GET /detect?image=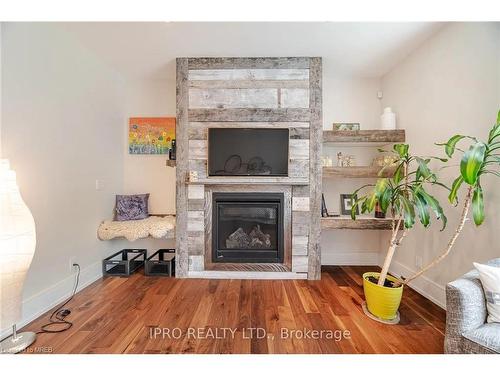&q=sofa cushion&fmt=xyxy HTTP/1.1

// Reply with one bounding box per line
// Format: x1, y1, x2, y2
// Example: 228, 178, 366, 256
474, 262, 500, 323
115, 193, 149, 221
462, 323, 500, 354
